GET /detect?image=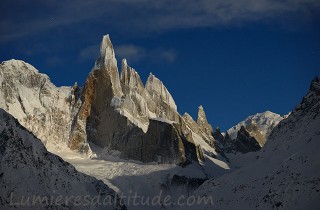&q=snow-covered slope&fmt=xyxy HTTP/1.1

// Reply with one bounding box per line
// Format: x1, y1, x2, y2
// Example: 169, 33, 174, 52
0, 108, 125, 210
194, 77, 320, 210
227, 111, 285, 146
50, 142, 226, 210
0, 59, 72, 149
